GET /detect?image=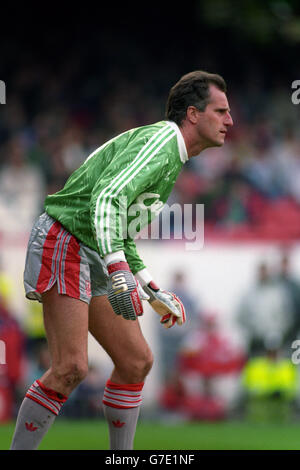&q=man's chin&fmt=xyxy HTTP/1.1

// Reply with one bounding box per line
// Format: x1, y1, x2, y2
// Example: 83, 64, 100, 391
217, 134, 227, 146
204, 137, 226, 151
211, 139, 224, 147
